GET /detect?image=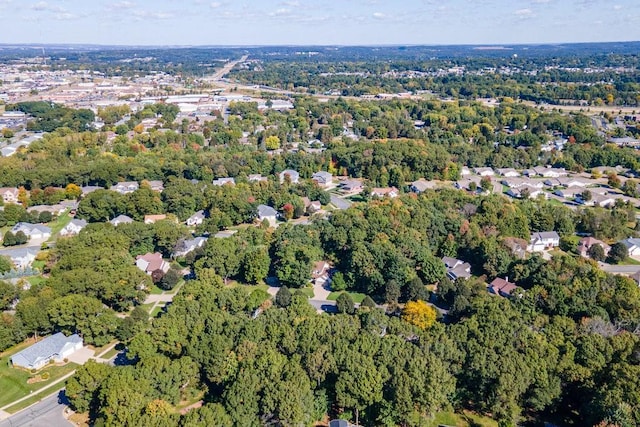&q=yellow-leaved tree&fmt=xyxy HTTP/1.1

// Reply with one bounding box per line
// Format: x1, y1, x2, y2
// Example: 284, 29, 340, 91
402, 300, 436, 330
